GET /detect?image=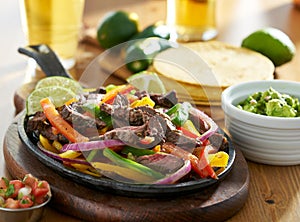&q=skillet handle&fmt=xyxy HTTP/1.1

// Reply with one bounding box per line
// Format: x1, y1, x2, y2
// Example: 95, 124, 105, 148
18, 44, 72, 79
